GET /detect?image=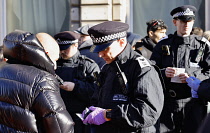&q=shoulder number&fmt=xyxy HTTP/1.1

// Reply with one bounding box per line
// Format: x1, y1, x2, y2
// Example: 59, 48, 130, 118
136, 56, 151, 68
